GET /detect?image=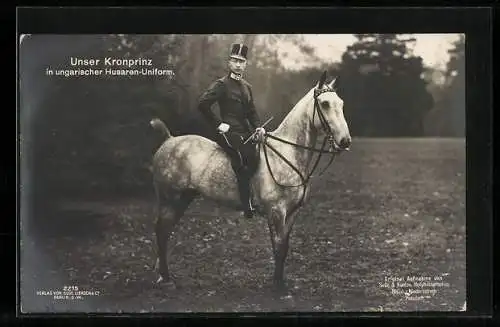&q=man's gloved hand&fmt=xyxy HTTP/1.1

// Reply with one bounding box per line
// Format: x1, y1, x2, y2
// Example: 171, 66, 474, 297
217, 123, 230, 133
253, 127, 266, 142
